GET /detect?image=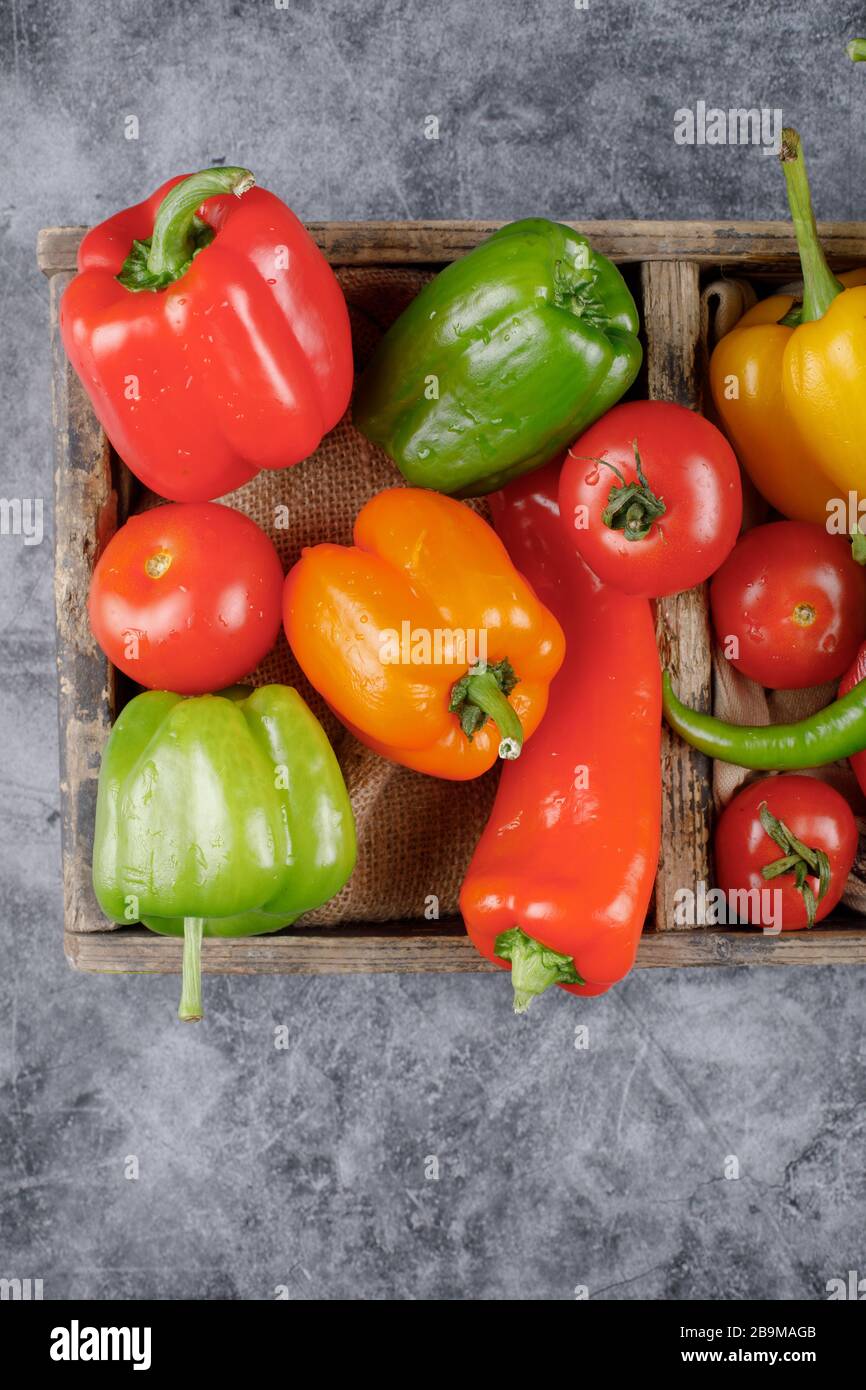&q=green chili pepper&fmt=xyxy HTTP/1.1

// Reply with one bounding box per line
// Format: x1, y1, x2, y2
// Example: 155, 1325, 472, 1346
662, 671, 866, 769
93, 684, 356, 1021
353, 218, 642, 497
